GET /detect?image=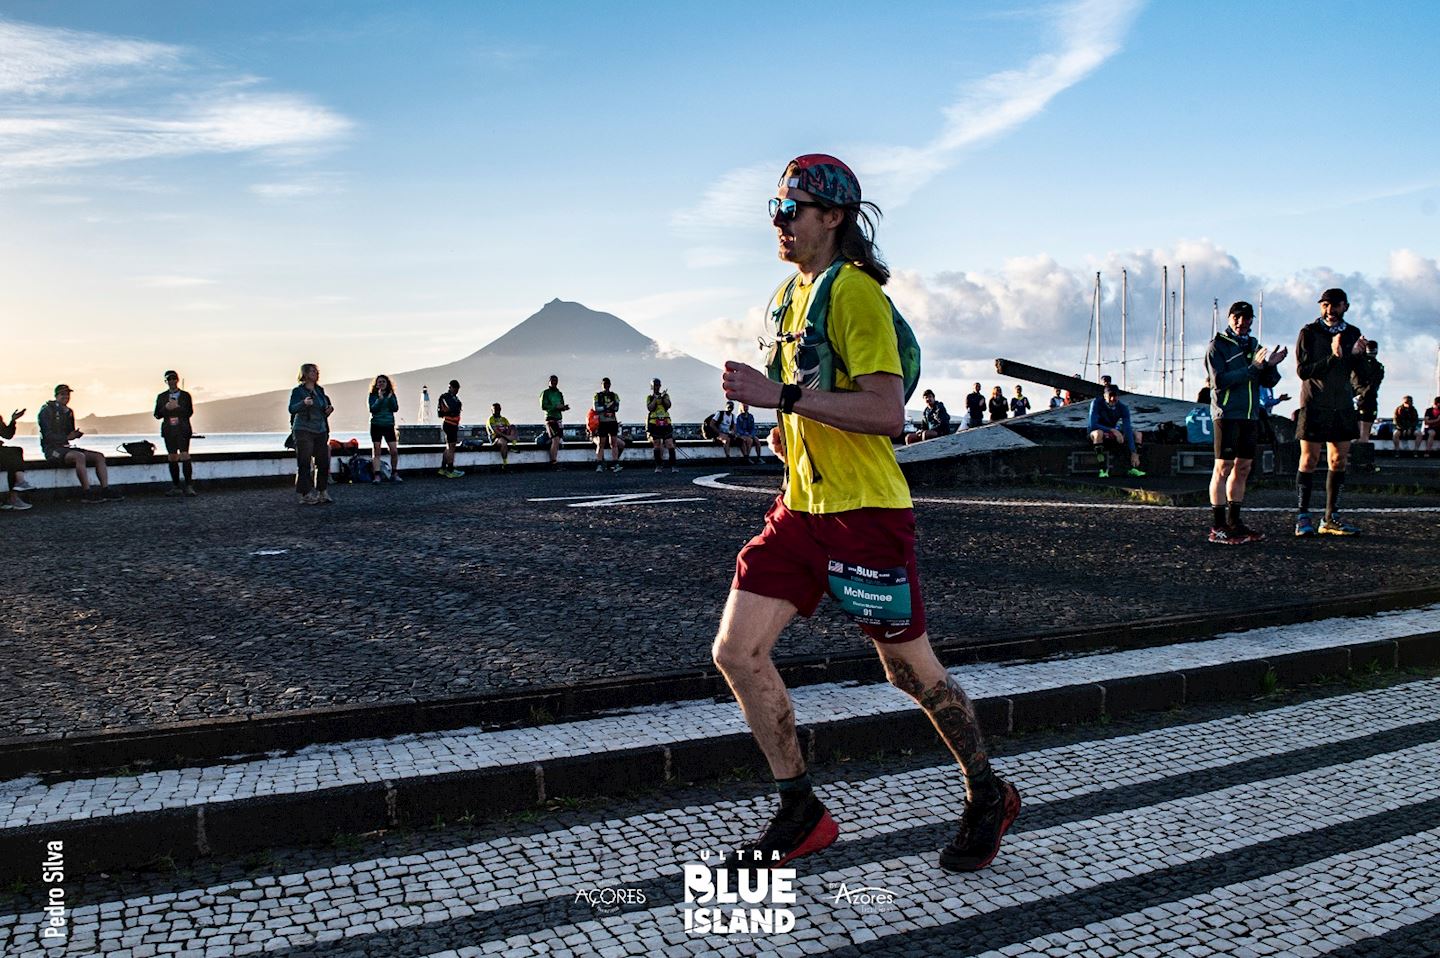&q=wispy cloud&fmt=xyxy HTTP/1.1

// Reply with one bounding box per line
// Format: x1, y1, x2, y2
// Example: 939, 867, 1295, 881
0, 18, 352, 183
672, 0, 1143, 234
136, 275, 215, 288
